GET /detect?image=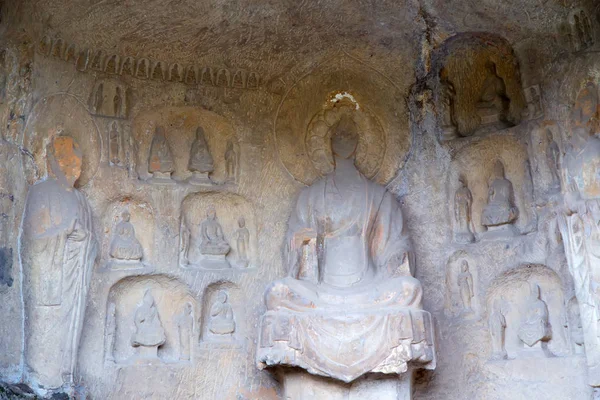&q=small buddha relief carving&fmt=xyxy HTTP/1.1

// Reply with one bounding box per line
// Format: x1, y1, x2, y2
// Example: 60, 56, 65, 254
208, 290, 236, 339
454, 175, 475, 244
489, 297, 508, 360
439, 67, 458, 140
109, 210, 144, 268
481, 160, 518, 236
199, 206, 230, 258
148, 126, 176, 184
518, 284, 552, 357
89, 81, 128, 118
176, 303, 194, 361
131, 290, 166, 361
524, 85, 543, 120
475, 61, 512, 133
457, 260, 474, 314
187, 126, 214, 185
109, 122, 121, 166
105, 302, 117, 364
224, 139, 238, 183
234, 217, 250, 268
